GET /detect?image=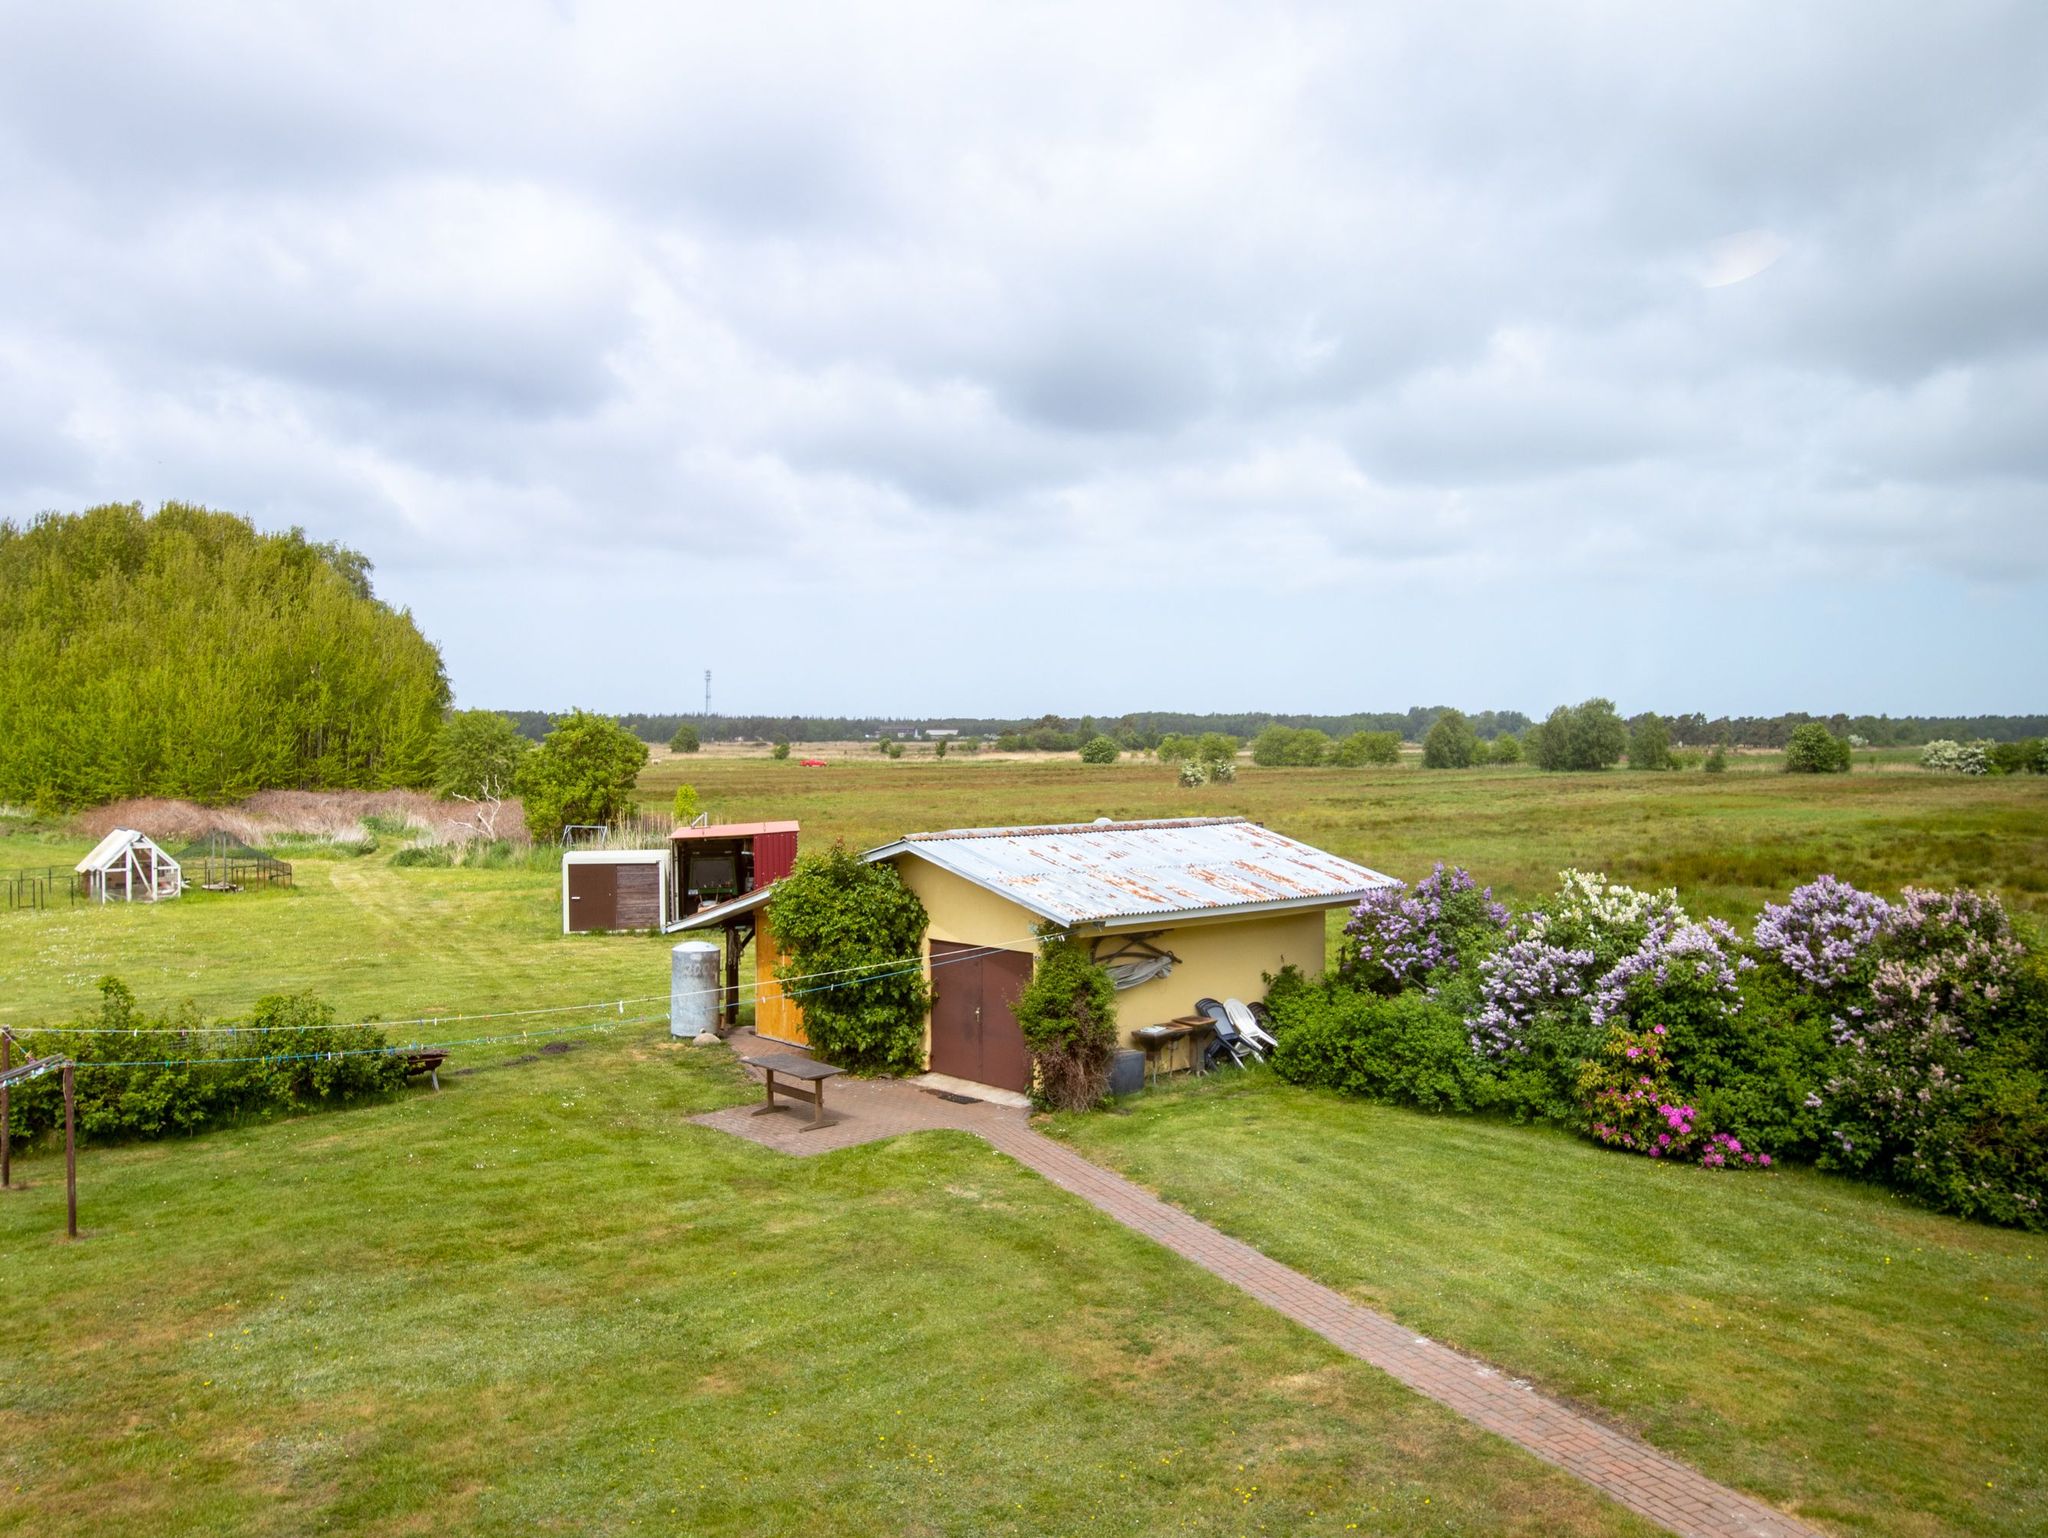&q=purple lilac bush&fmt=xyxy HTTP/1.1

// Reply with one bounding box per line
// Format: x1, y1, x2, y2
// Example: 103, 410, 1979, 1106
1752, 875, 1890, 991
1590, 918, 1752, 1029
1468, 938, 1595, 1060
1342, 863, 1508, 994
